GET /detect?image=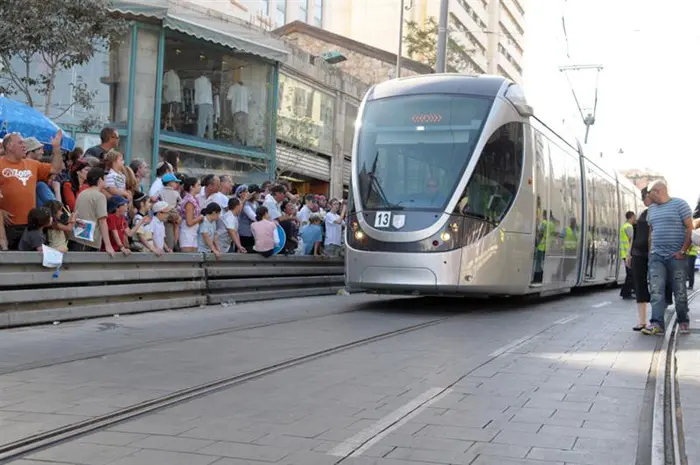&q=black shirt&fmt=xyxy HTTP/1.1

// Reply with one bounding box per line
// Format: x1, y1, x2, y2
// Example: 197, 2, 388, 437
18, 229, 46, 251
631, 209, 649, 257
84, 145, 107, 160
